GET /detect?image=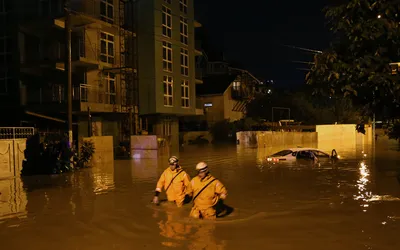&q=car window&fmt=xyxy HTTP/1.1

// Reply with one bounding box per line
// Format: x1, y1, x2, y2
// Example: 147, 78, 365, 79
296, 150, 314, 159
271, 150, 293, 157
312, 150, 330, 157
